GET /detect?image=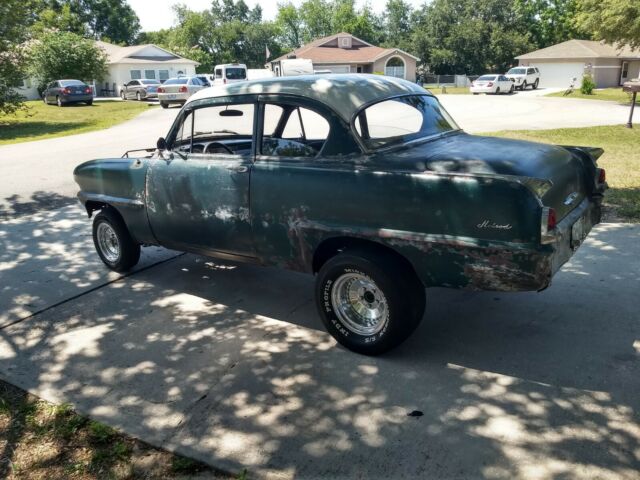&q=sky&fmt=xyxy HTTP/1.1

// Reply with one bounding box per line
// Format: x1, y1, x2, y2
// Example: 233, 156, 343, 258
128, 0, 426, 32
